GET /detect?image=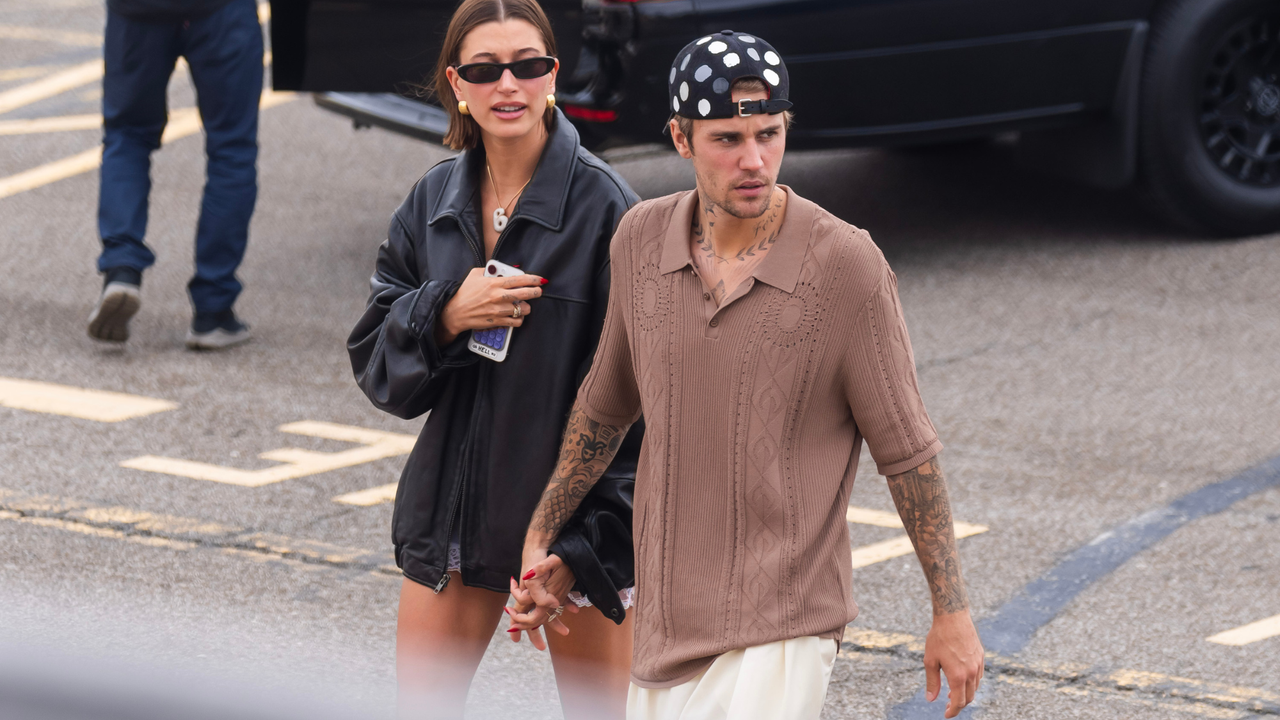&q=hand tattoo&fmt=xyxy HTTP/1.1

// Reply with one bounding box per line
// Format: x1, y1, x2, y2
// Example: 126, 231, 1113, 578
528, 404, 631, 538
887, 457, 970, 615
